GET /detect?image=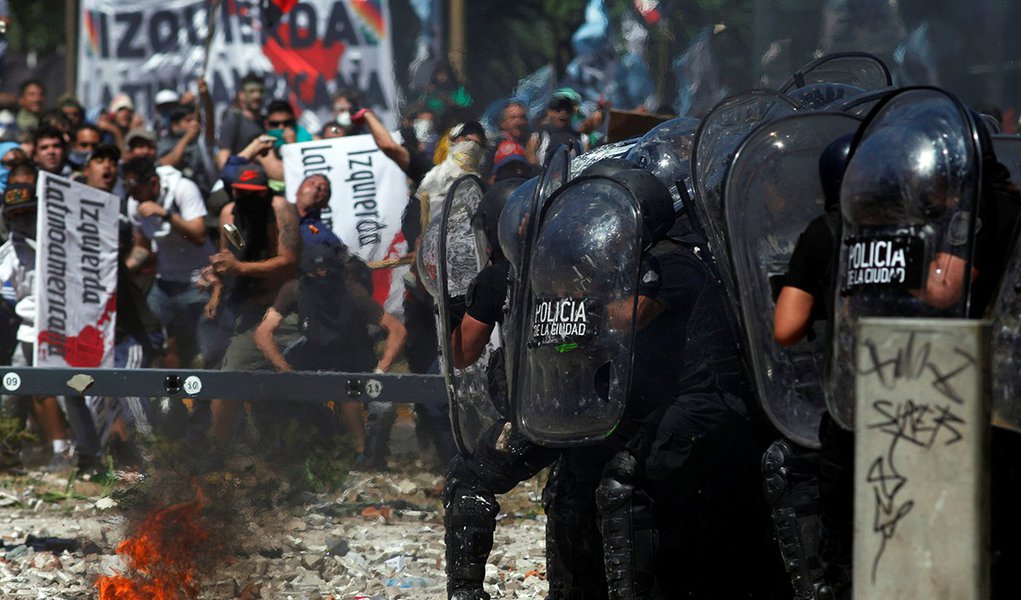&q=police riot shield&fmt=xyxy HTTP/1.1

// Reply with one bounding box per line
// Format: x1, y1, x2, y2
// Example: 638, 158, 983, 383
505, 146, 571, 414
513, 176, 643, 445
778, 52, 893, 95
570, 139, 638, 178
724, 112, 863, 448
690, 90, 801, 302
787, 82, 868, 111
625, 117, 700, 211
831, 87, 982, 430
831, 88, 897, 118
990, 134, 1021, 432
416, 174, 502, 456
538, 144, 570, 200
